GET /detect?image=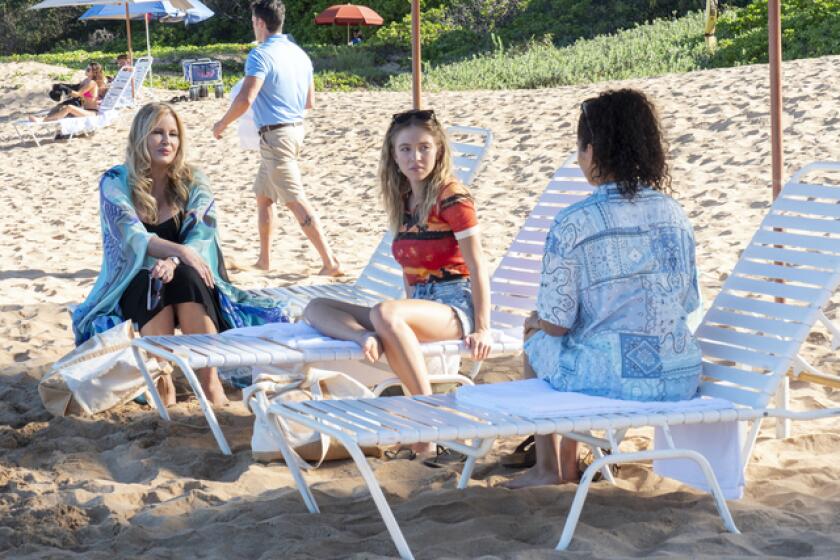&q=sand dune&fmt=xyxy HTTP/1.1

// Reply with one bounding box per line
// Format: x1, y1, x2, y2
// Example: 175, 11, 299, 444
1, 56, 839, 558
